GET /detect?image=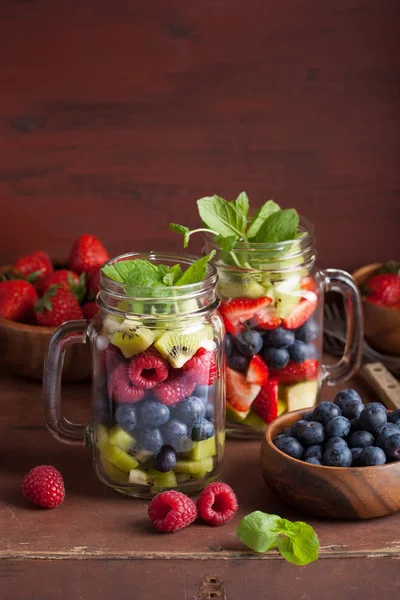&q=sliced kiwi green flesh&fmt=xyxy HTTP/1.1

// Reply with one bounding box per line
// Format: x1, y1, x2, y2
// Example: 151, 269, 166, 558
175, 472, 191, 483
108, 426, 135, 452
154, 326, 210, 368
147, 469, 177, 487
111, 326, 155, 358
218, 275, 266, 299
226, 402, 250, 422
242, 411, 267, 430
187, 436, 216, 461
100, 456, 129, 485
101, 441, 139, 473
128, 468, 149, 485
174, 456, 214, 476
